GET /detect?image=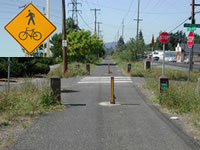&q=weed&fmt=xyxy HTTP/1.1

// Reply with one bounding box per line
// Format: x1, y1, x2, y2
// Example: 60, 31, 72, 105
1, 122, 10, 126
0, 80, 63, 121
48, 62, 91, 78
